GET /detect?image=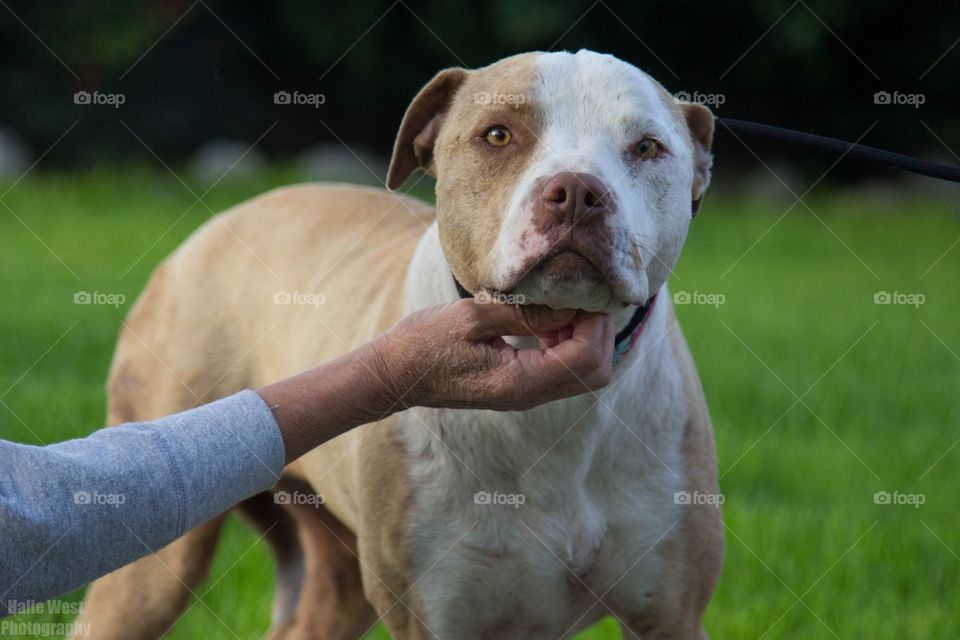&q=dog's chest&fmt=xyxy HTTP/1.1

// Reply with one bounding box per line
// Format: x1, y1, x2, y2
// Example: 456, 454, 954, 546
401, 388, 687, 639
